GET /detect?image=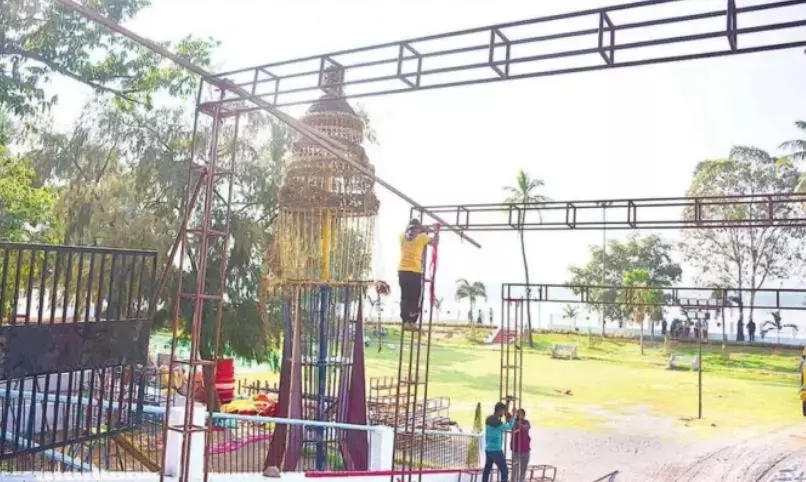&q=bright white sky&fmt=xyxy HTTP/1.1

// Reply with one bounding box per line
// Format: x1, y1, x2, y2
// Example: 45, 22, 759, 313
49, 0, 806, 323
